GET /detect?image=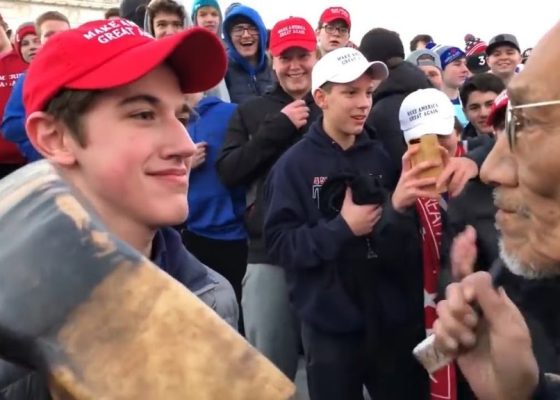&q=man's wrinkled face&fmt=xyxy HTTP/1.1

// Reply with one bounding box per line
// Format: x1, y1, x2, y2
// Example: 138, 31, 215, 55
481, 81, 560, 278
464, 90, 498, 135
153, 12, 183, 39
